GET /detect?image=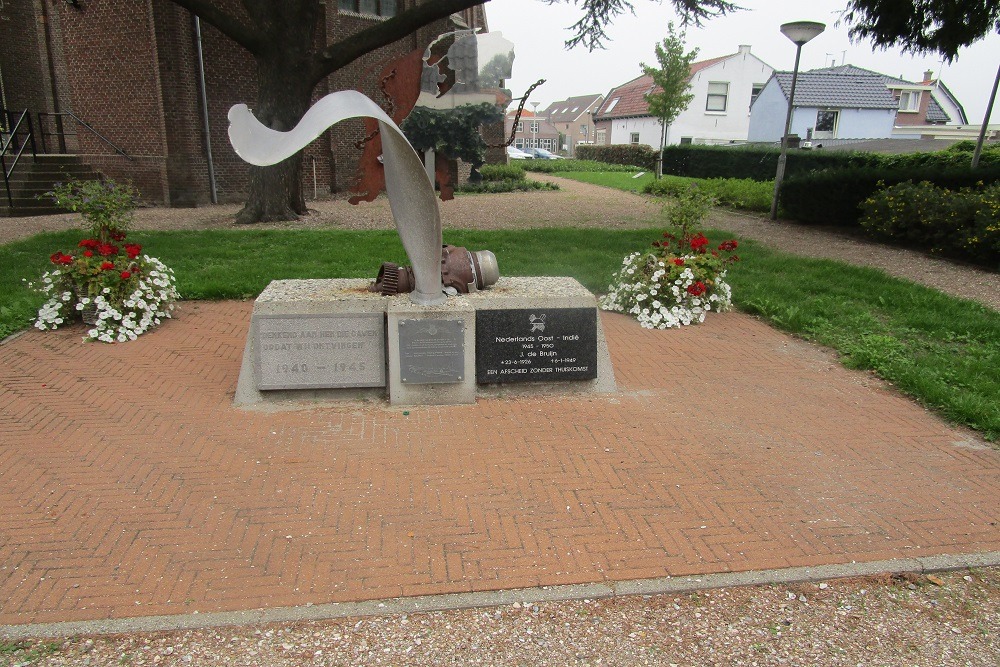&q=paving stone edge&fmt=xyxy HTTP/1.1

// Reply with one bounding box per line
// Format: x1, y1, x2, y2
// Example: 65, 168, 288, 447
3, 552, 998, 640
